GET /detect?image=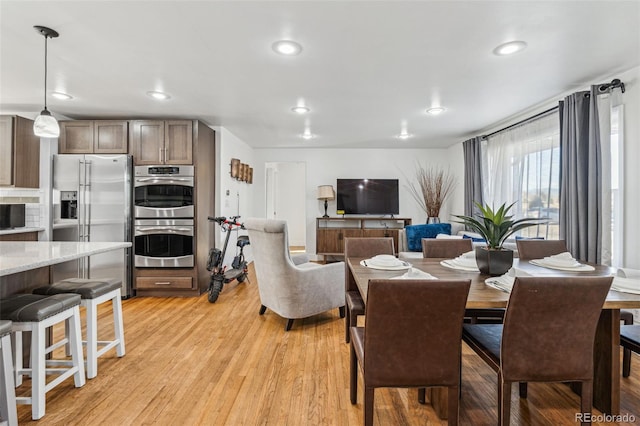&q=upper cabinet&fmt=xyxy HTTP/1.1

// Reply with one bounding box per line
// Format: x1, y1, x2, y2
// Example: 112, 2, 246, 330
0, 115, 40, 188
59, 120, 128, 154
130, 120, 193, 165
